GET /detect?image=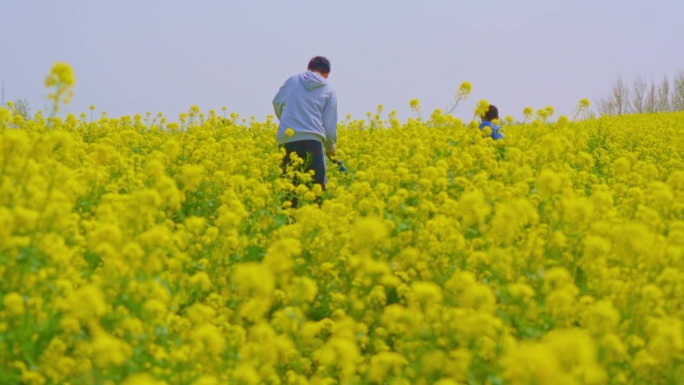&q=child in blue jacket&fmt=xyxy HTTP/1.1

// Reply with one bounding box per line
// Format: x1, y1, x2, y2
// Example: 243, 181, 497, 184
480, 104, 504, 140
